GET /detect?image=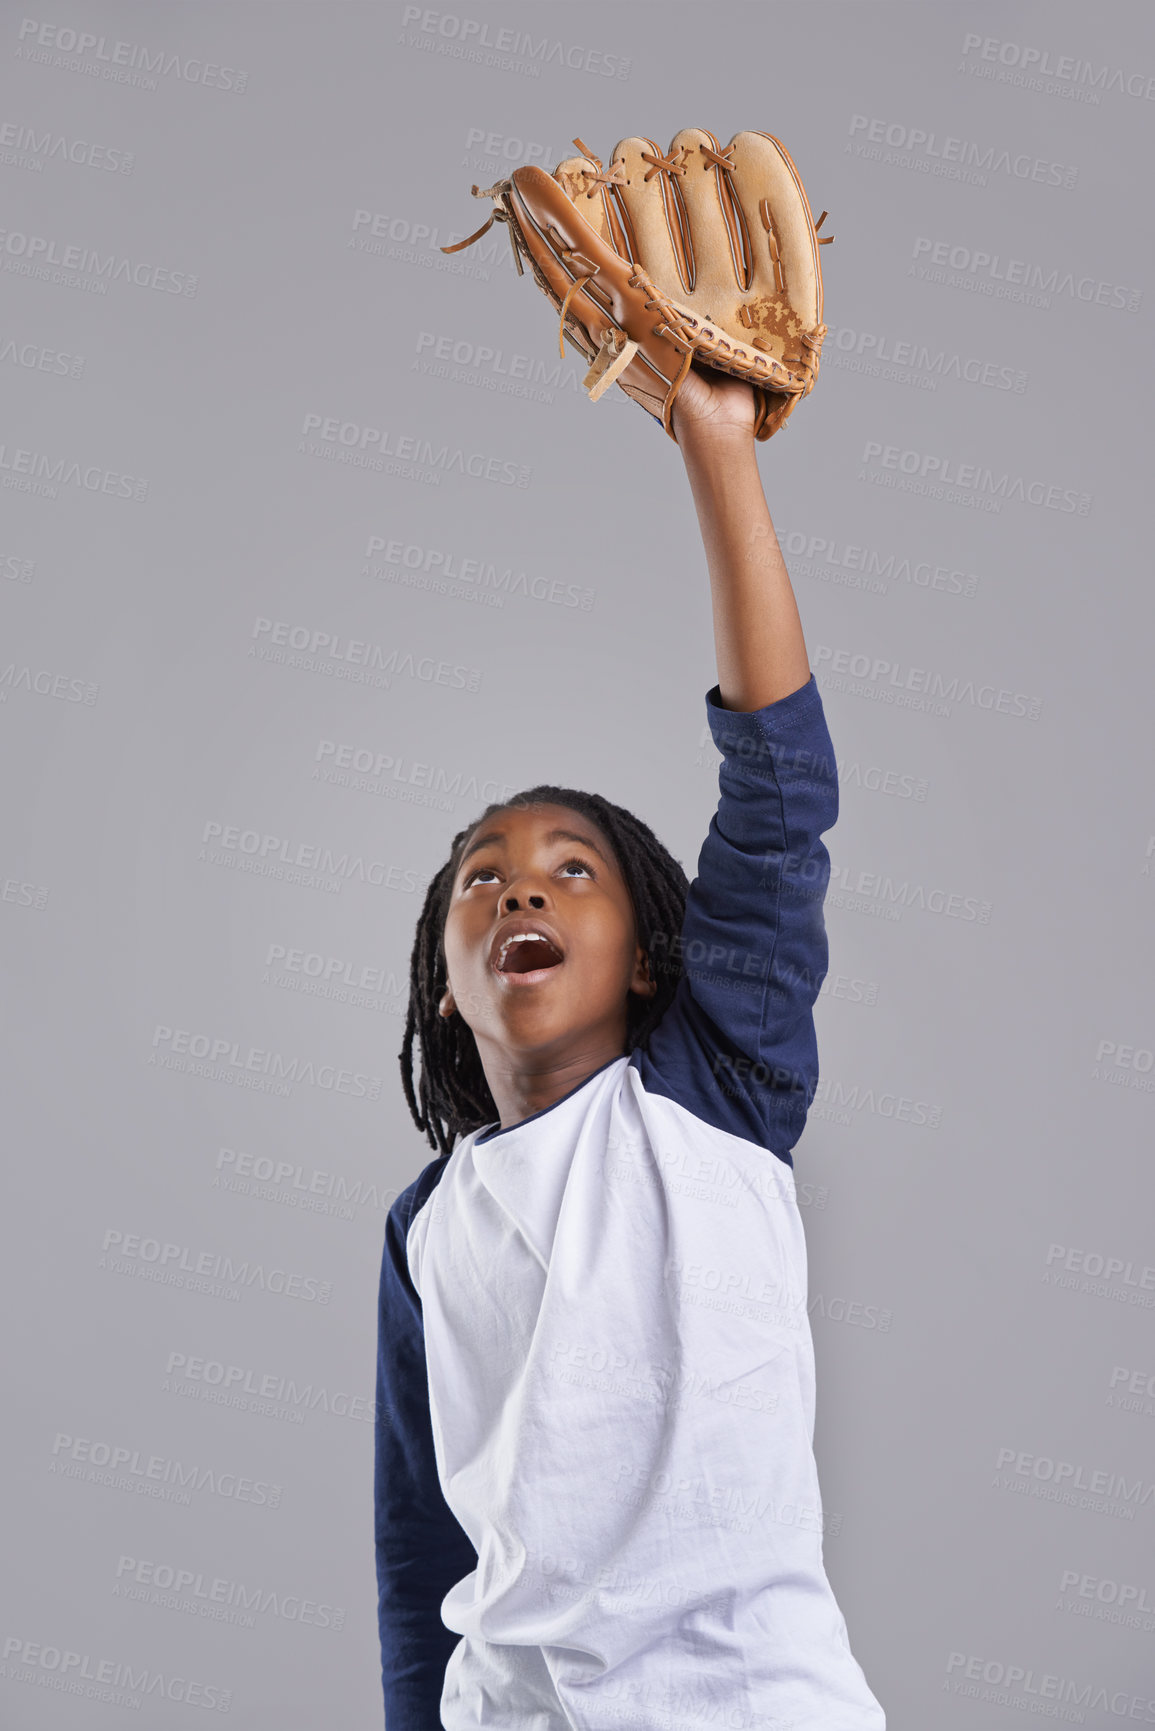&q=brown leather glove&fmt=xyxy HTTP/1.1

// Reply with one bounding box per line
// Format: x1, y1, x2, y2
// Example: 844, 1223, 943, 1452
441, 128, 832, 442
